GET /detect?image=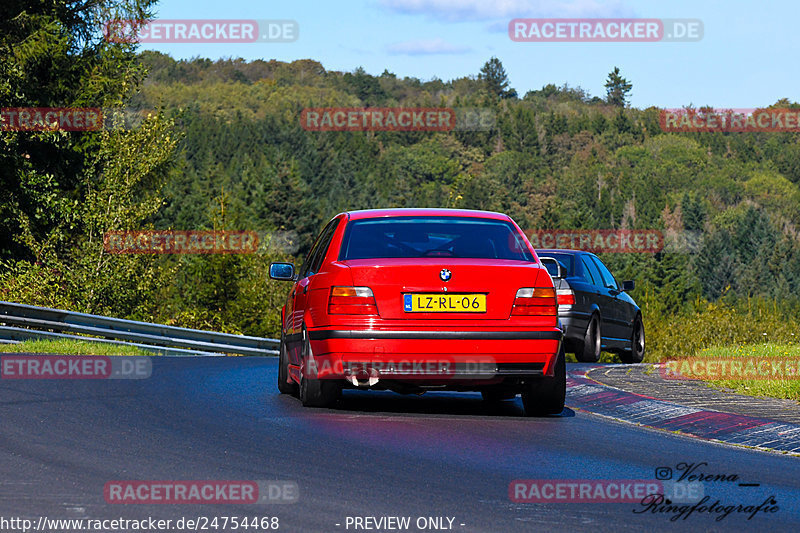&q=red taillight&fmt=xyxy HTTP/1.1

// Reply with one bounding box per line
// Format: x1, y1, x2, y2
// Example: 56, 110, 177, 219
328, 286, 378, 315
511, 287, 557, 316
556, 289, 575, 306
